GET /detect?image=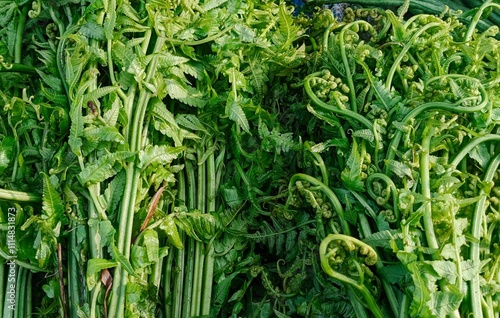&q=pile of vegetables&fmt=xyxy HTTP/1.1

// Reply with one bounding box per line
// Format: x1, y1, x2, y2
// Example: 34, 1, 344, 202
0, 0, 499, 317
